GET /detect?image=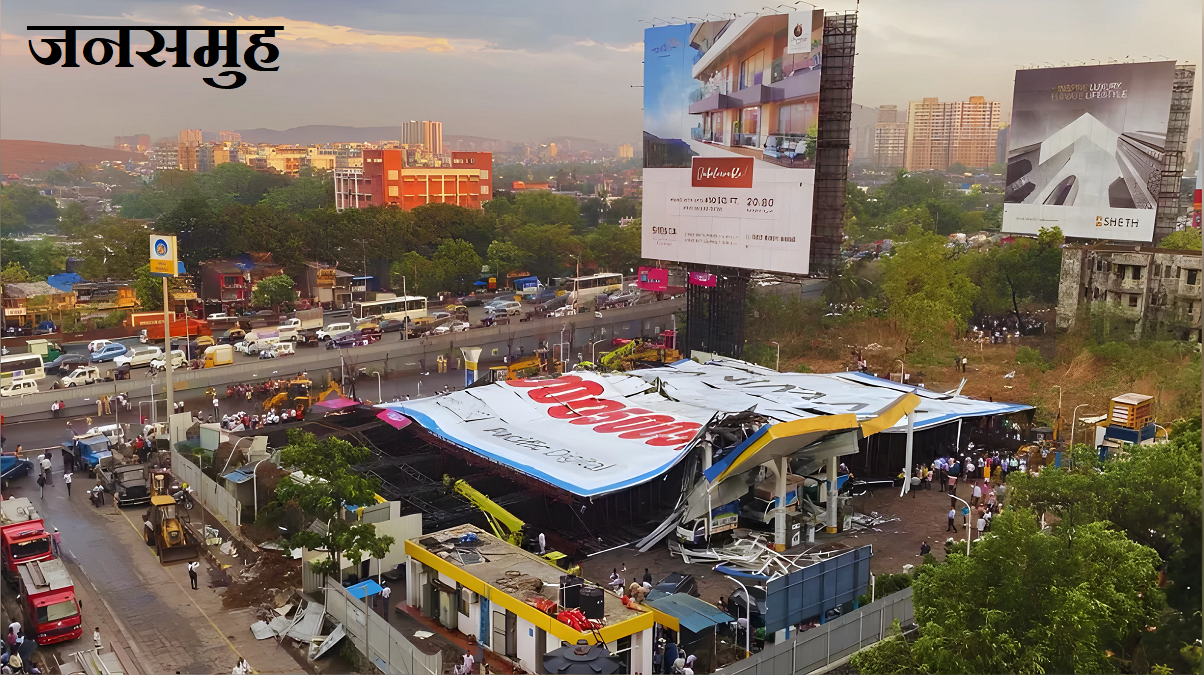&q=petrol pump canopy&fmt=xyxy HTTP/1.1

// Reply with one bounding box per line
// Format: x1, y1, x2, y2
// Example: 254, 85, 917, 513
382, 359, 1029, 499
